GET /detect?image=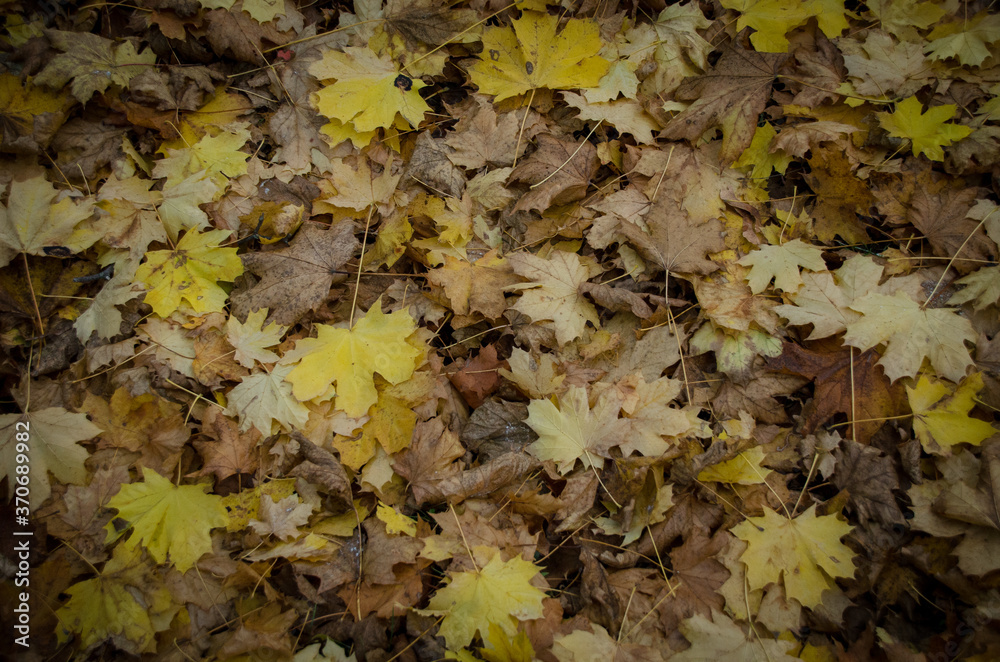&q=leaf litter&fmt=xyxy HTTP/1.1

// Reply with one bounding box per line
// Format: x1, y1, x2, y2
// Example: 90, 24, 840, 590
0, 1, 999, 660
